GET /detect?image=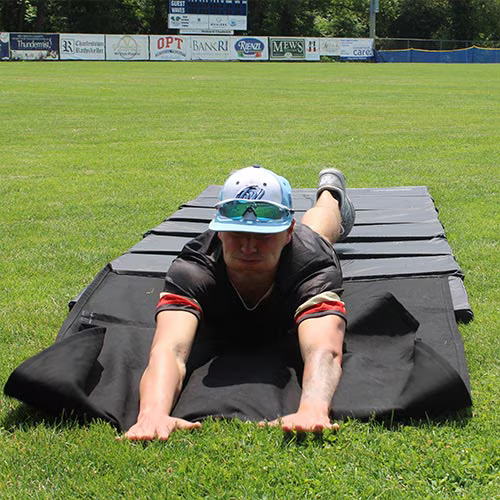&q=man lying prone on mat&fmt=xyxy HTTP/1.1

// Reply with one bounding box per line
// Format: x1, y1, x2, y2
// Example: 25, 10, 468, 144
124, 165, 356, 440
